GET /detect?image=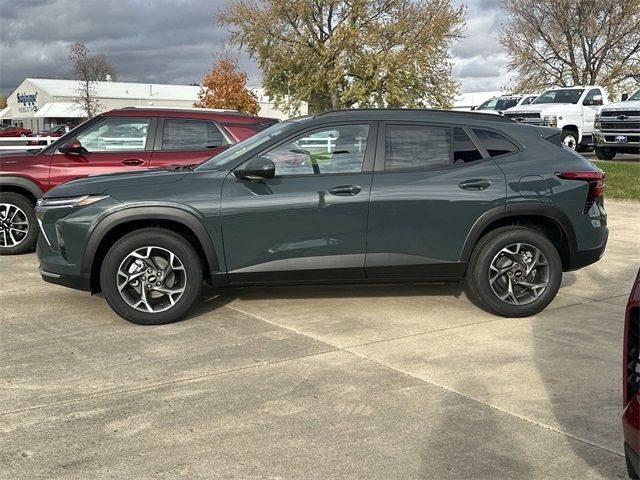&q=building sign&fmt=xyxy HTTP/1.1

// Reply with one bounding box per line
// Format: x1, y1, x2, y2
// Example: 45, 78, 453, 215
17, 92, 38, 113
